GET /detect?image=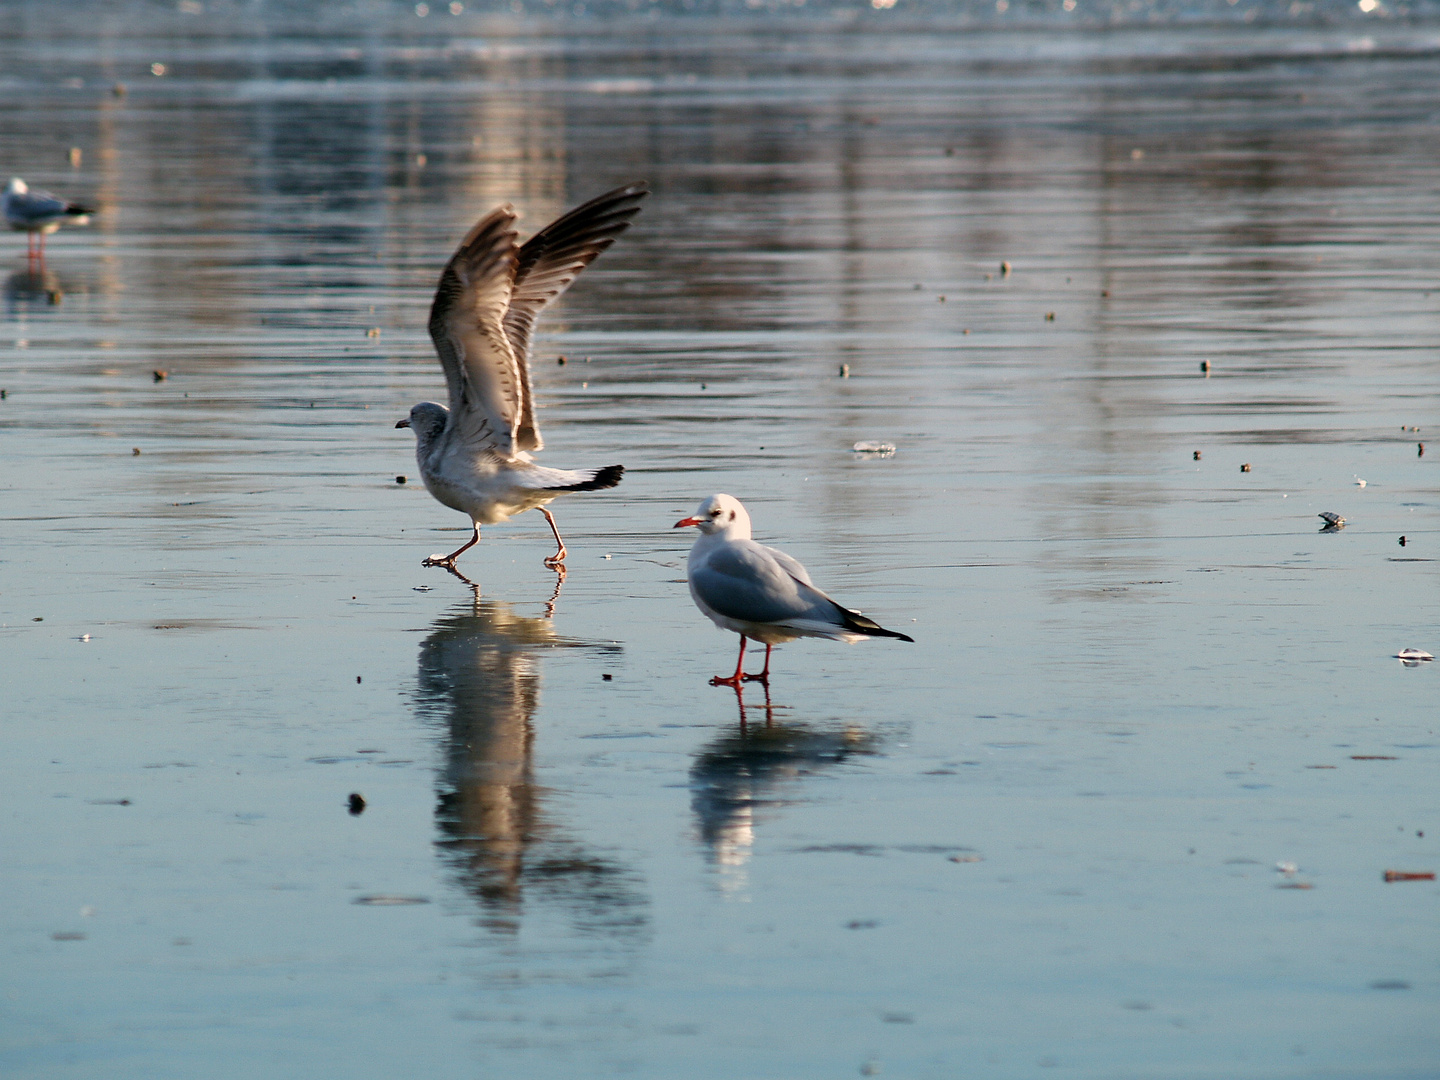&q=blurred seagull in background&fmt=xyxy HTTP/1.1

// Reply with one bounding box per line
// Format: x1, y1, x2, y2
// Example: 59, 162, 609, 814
4, 178, 92, 261
397, 182, 648, 575
674, 493, 914, 686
